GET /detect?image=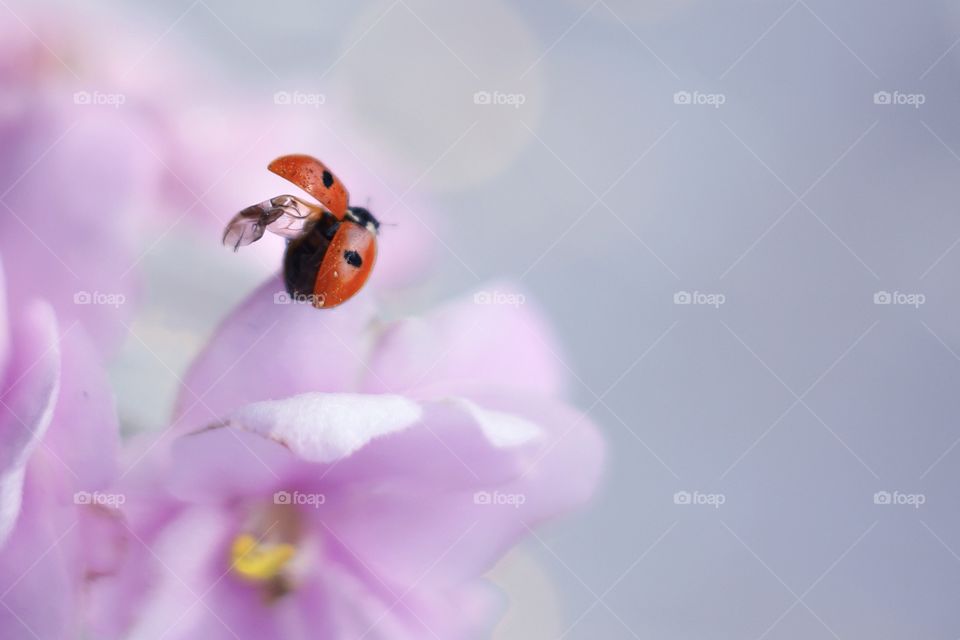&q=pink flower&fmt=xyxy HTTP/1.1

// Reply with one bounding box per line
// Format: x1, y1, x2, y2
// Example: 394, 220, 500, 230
0, 256, 123, 639
2, 8, 602, 638
0, 7, 187, 354
99, 278, 604, 639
